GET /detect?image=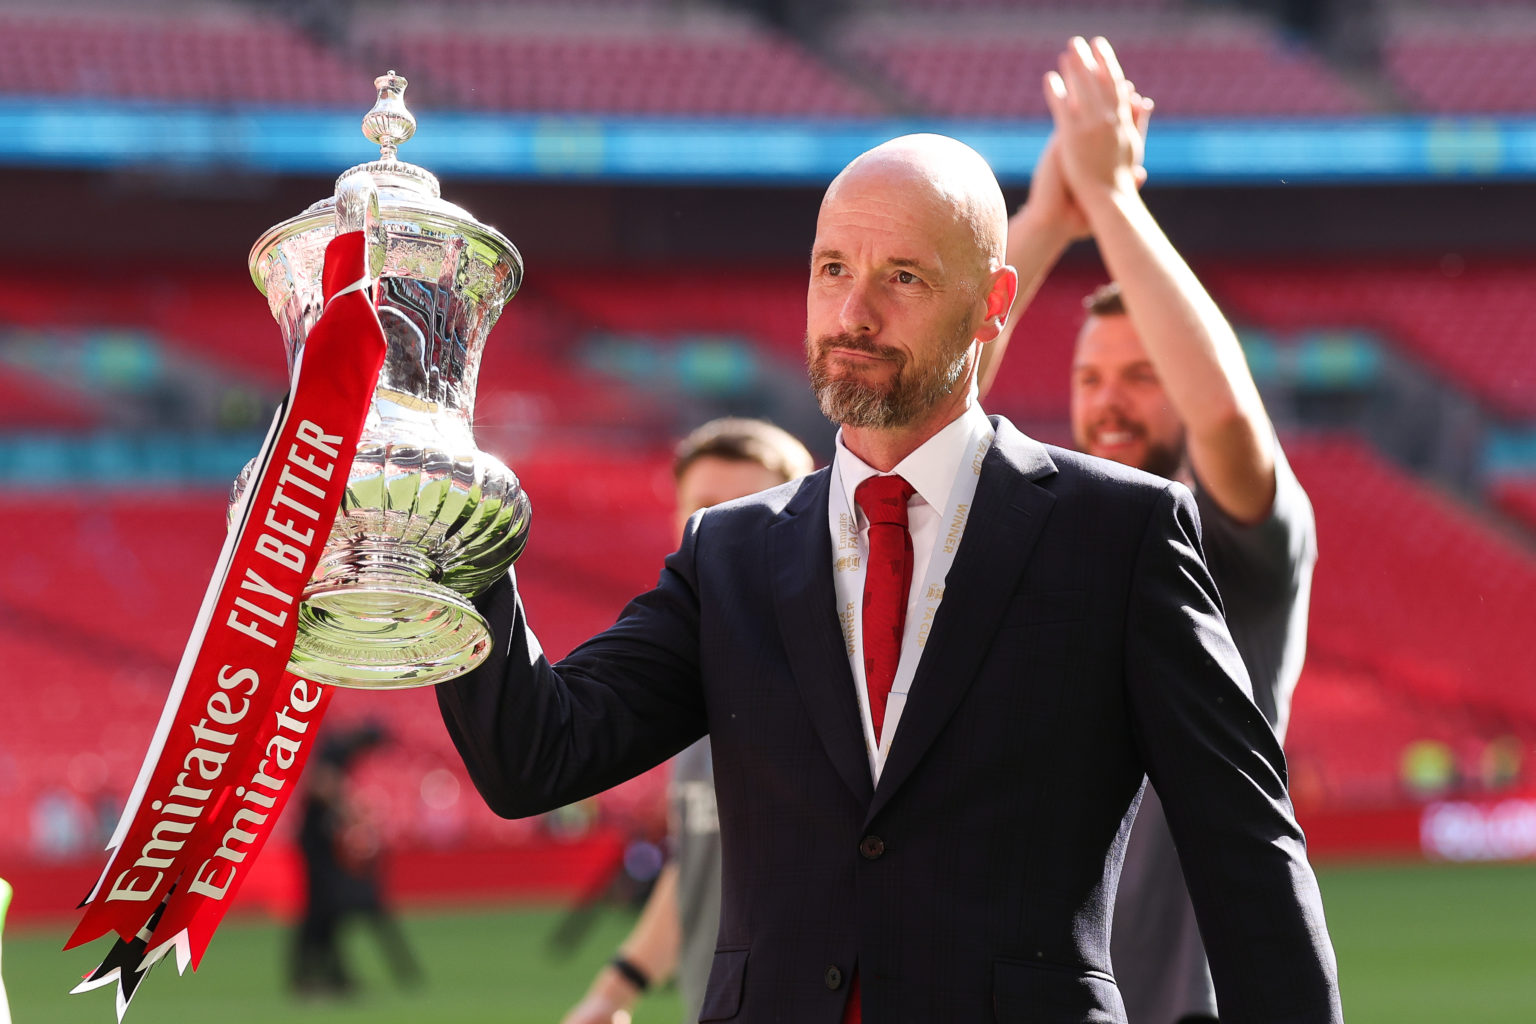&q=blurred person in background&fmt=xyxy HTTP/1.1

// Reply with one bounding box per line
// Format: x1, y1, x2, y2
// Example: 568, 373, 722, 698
291, 723, 423, 998
979, 38, 1319, 1024
561, 418, 814, 1024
